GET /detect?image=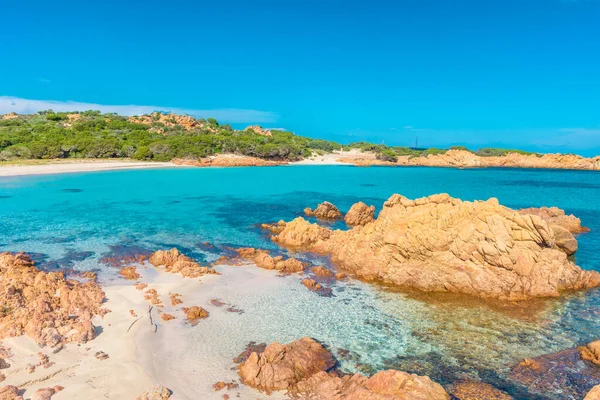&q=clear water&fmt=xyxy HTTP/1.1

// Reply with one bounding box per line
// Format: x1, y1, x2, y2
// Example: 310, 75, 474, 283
1, 166, 599, 399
